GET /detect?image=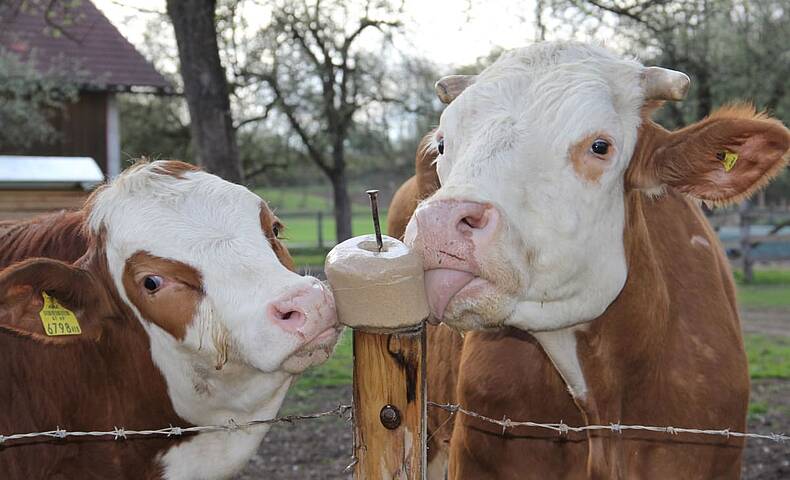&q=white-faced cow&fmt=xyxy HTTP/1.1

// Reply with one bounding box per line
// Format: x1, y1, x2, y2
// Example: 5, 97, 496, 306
0, 161, 341, 479
391, 41, 790, 479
